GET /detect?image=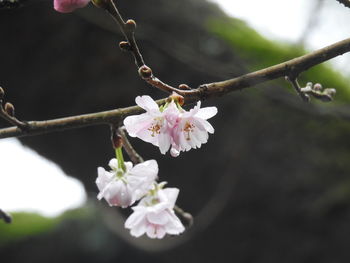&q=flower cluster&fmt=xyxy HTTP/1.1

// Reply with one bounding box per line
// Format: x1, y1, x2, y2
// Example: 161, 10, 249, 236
96, 95, 218, 238
124, 95, 218, 157
96, 149, 185, 239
